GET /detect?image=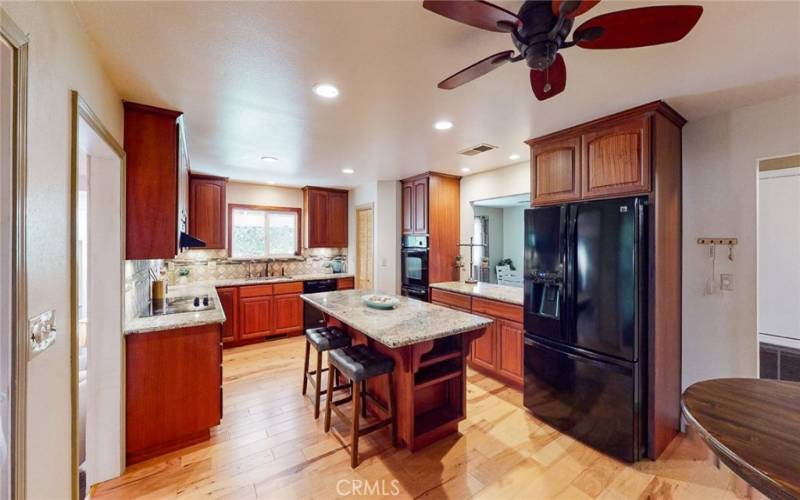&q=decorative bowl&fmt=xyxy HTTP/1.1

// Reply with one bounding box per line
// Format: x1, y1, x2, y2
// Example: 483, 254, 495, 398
362, 294, 400, 310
